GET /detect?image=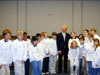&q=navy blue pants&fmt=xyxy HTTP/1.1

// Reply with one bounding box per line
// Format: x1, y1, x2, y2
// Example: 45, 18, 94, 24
86, 61, 93, 75
42, 57, 49, 73
25, 59, 30, 75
